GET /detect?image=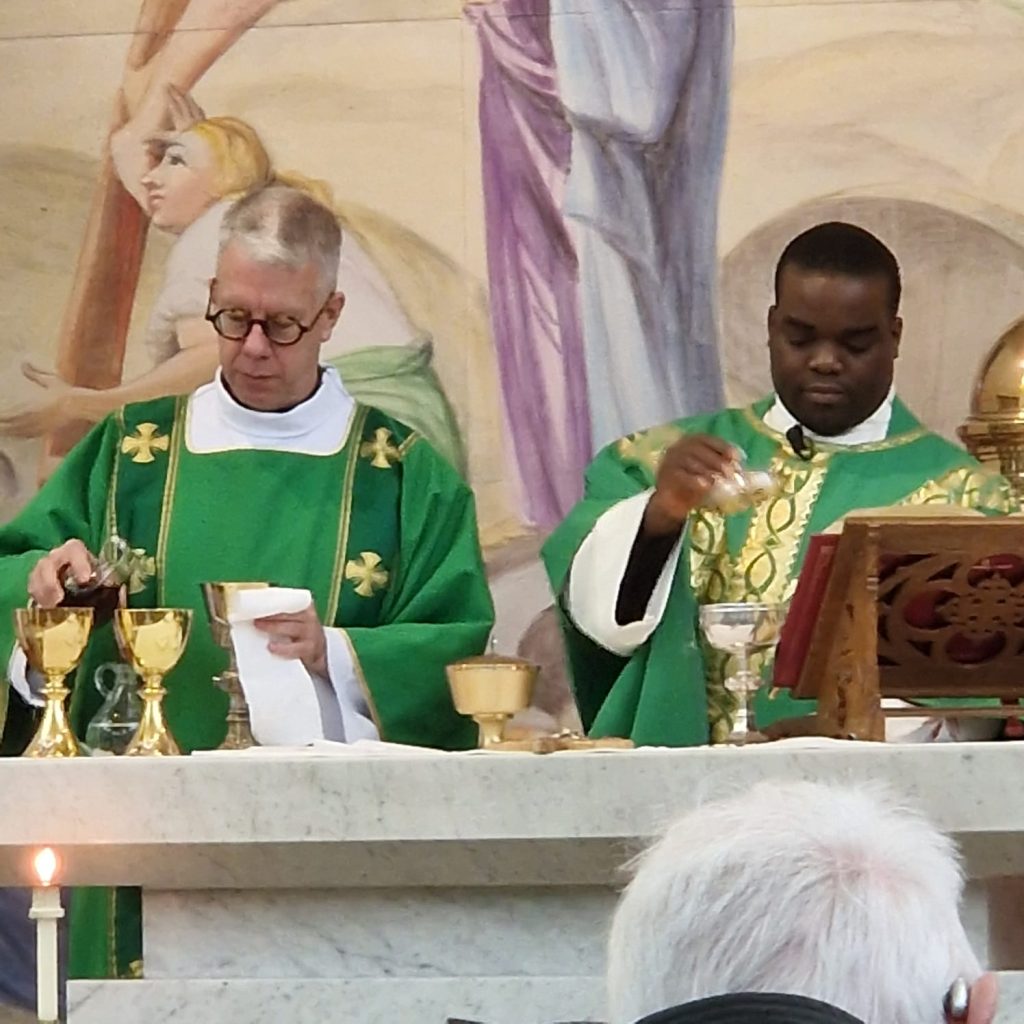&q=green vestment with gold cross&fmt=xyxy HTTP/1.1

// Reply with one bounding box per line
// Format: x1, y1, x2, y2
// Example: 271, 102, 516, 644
0, 395, 493, 980
543, 396, 1017, 749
